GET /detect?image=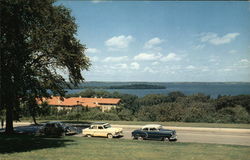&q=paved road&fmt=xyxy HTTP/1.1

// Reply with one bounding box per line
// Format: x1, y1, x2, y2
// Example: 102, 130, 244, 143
3, 122, 250, 146
121, 128, 250, 146
112, 125, 250, 146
